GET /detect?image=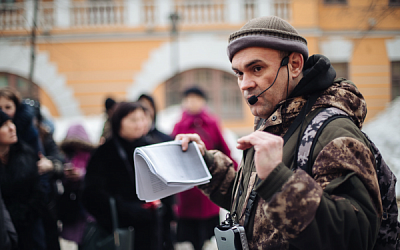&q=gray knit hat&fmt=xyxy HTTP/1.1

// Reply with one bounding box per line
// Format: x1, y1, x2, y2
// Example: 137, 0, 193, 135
227, 16, 308, 62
